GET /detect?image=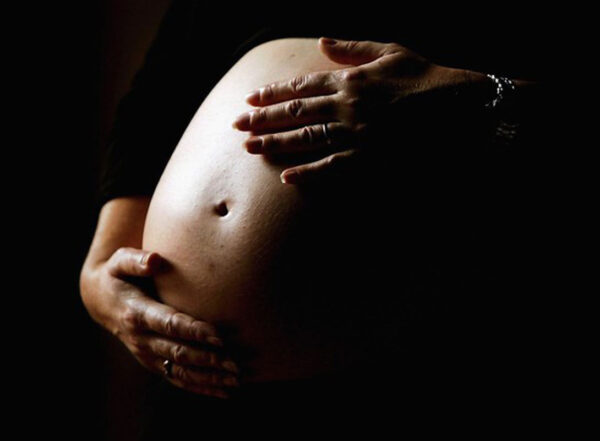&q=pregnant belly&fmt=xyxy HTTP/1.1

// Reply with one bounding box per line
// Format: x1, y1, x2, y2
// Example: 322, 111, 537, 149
143, 38, 404, 382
